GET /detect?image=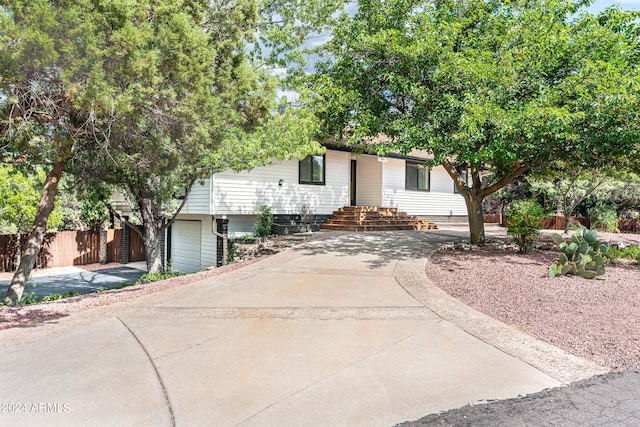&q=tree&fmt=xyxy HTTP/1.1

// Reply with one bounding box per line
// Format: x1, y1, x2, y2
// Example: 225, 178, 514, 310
2, 0, 340, 305
309, 0, 640, 244
73, 0, 324, 274
0, 0, 140, 304
0, 165, 64, 235
528, 167, 626, 233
